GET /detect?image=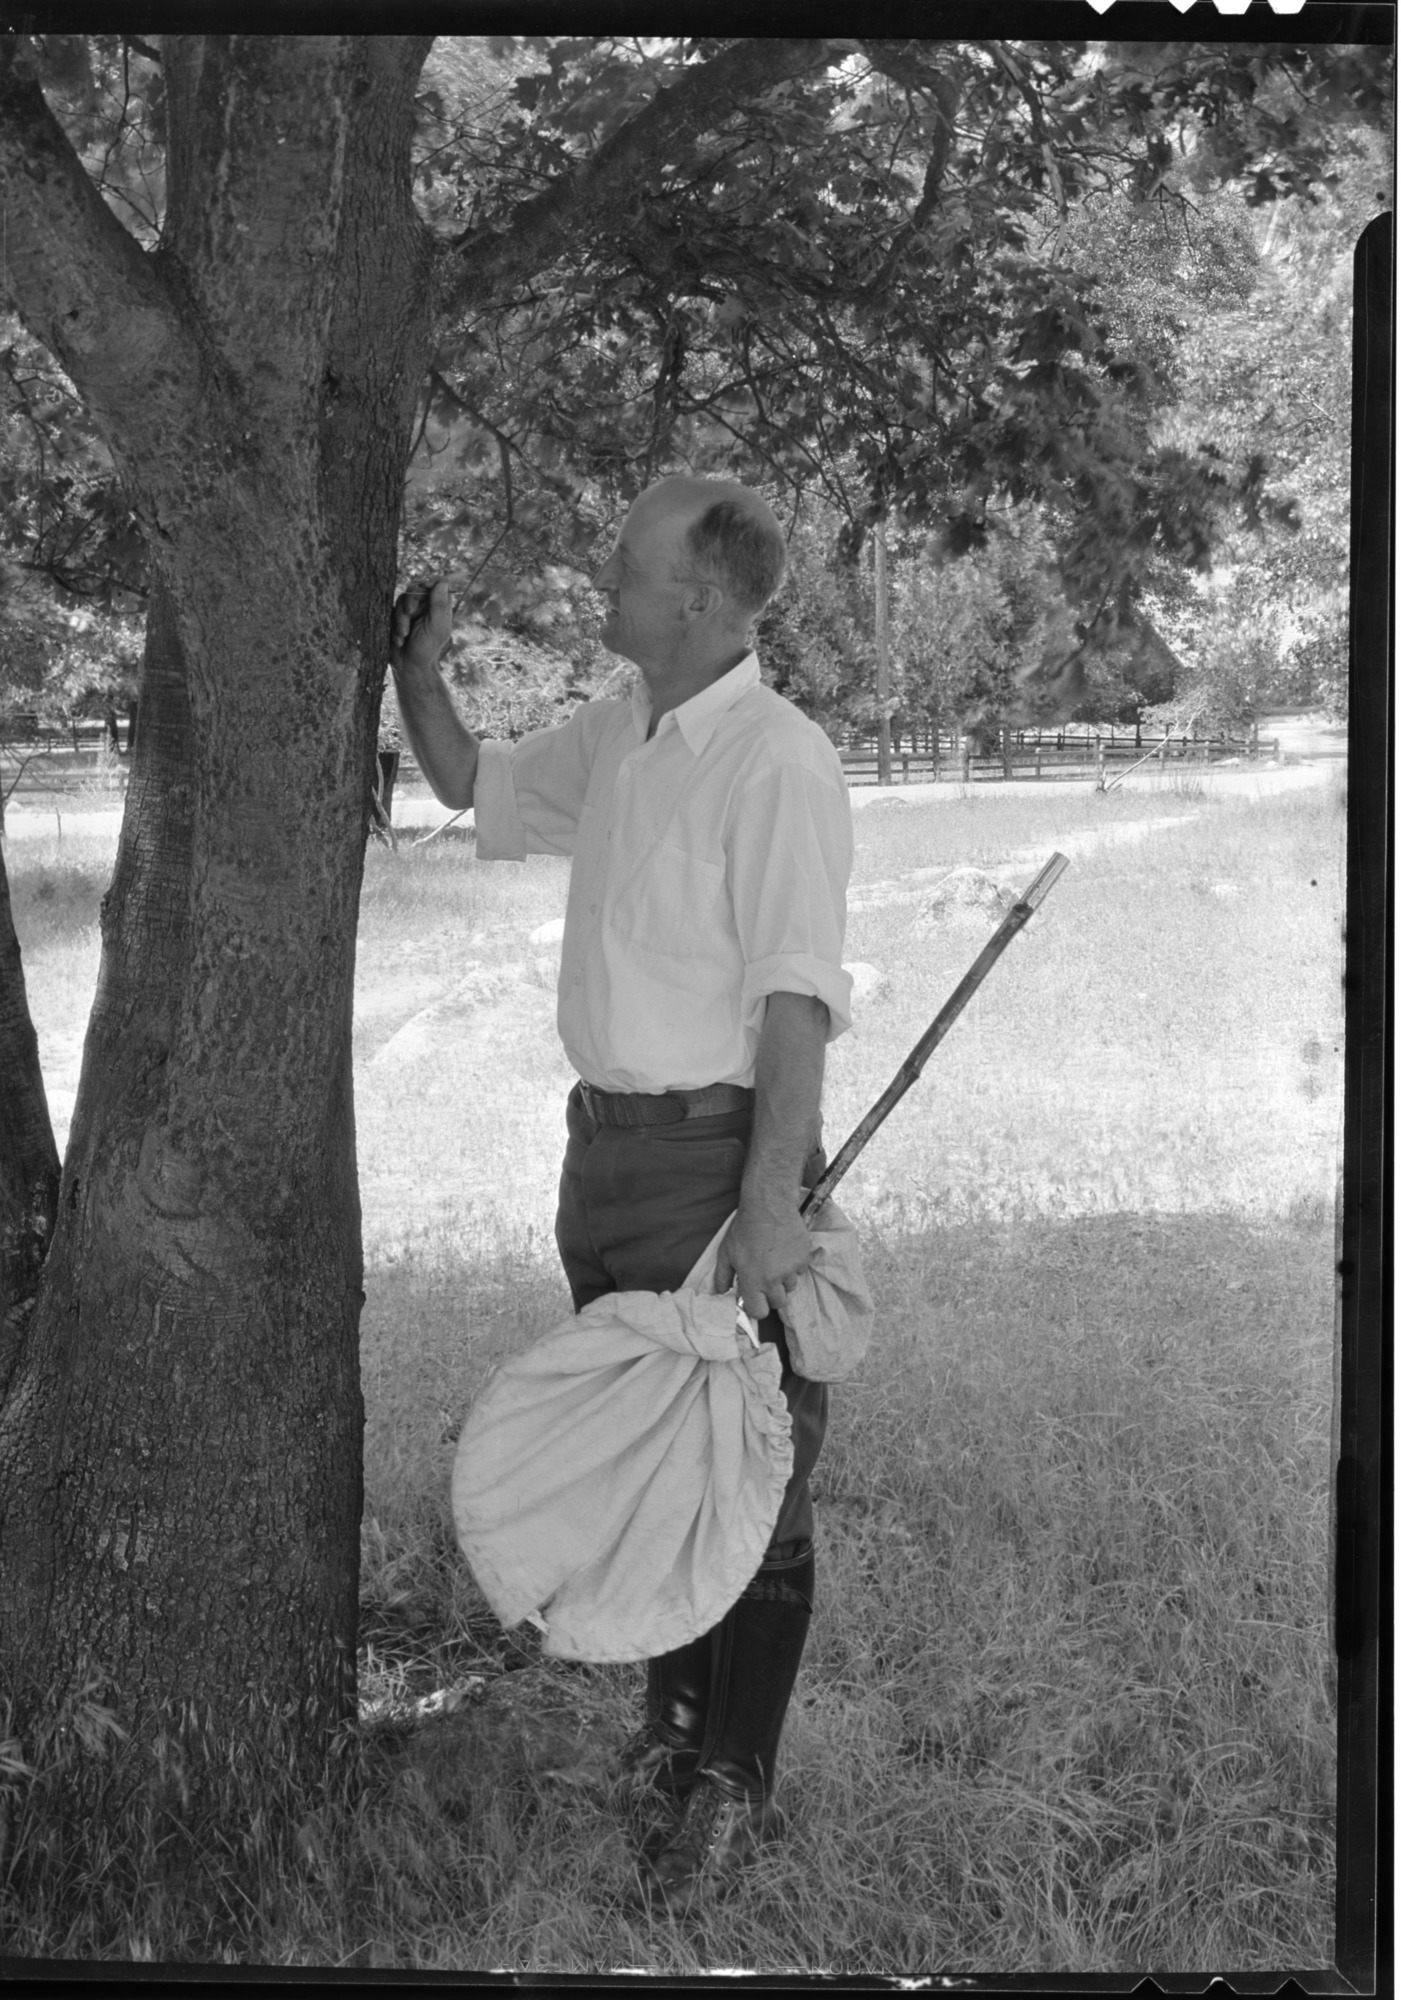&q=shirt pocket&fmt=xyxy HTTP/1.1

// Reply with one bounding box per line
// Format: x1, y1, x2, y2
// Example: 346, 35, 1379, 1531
609, 839, 727, 961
